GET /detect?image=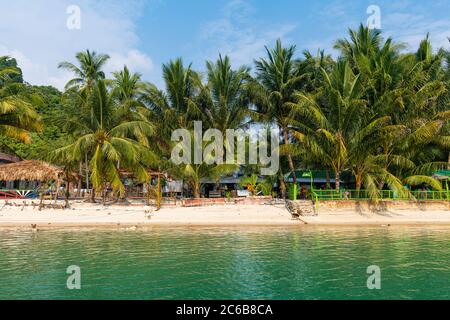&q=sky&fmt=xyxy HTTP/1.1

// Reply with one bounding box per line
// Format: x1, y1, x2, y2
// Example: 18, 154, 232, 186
0, 0, 449, 90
